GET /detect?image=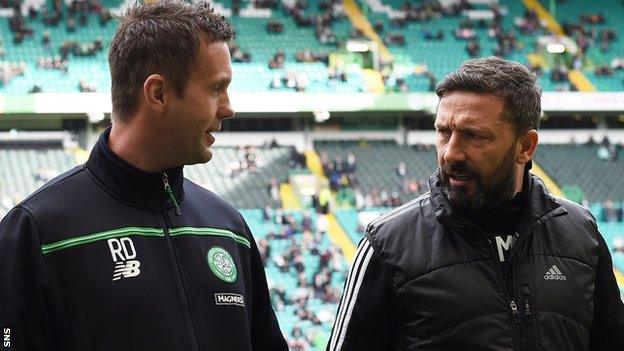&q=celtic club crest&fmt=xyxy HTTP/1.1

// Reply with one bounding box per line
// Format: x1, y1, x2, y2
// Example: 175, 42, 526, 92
207, 246, 237, 283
